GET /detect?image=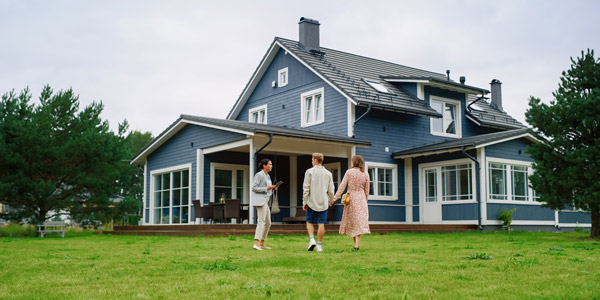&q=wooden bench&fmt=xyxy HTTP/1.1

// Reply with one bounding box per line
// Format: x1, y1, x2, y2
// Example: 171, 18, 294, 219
38, 221, 66, 238
282, 206, 335, 224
